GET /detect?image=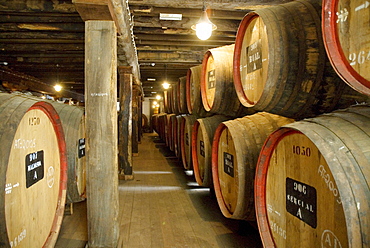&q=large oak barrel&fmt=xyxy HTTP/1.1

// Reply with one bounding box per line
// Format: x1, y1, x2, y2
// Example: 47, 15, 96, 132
51, 103, 86, 204
323, 0, 370, 96
255, 105, 370, 247
165, 113, 175, 148
0, 93, 67, 247
201, 44, 248, 117
168, 114, 177, 152
191, 115, 230, 187
186, 65, 211, 117
157, 113, 167, 141
177, 76, 189, 114
170, 82, 180, 115
233, 0, 368, 119
174, 115, 183, 159
163, 91, 170, 113
180, 115, 197, 170
212, 112, 293, 220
